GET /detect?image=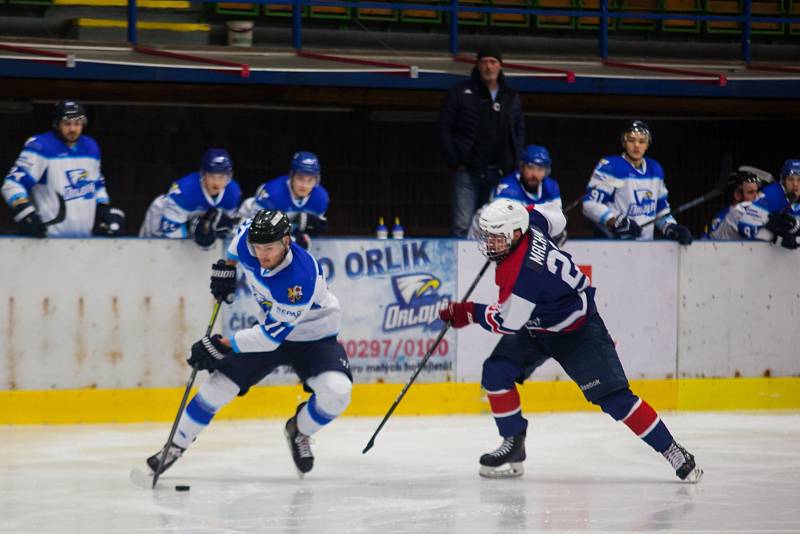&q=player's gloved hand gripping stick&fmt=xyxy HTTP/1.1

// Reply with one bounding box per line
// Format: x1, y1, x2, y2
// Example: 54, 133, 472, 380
151, 299, 222, 489
362, 260, 492, 454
